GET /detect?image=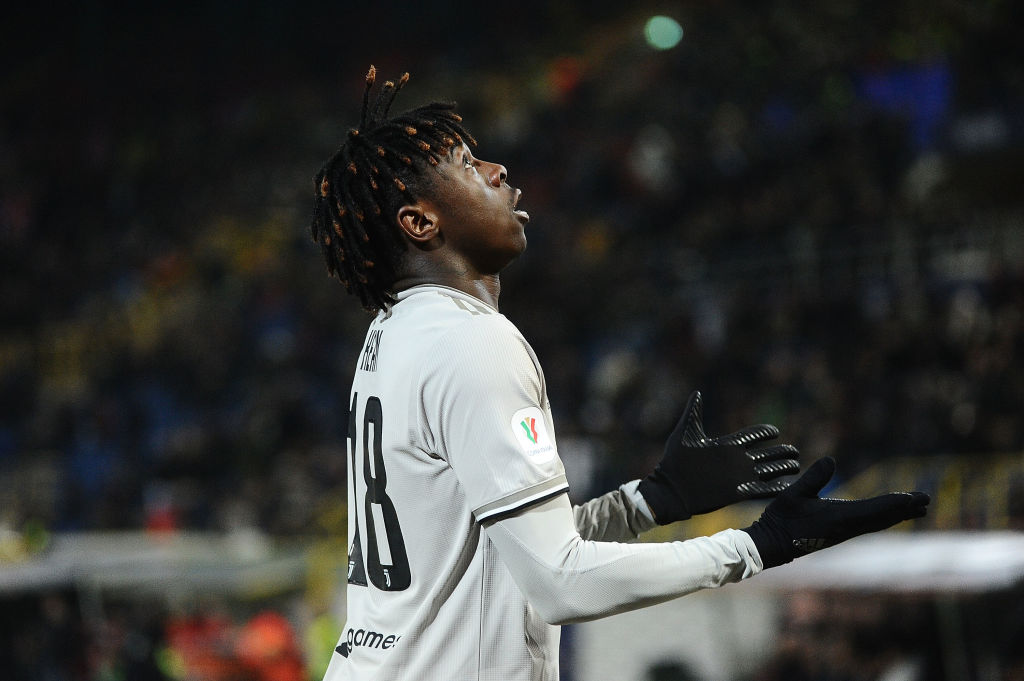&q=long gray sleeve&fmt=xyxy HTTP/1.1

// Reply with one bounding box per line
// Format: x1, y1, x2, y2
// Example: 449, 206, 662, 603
485, 493, 763, 626
573, 479, 657, 542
